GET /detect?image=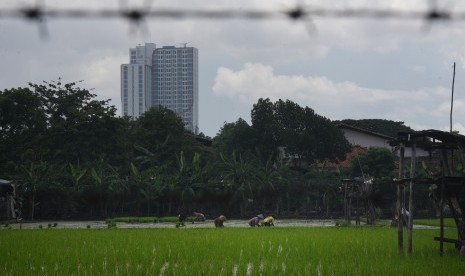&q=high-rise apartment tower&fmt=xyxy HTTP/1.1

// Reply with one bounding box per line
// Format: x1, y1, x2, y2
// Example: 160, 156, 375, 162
121, 43, 199, 134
